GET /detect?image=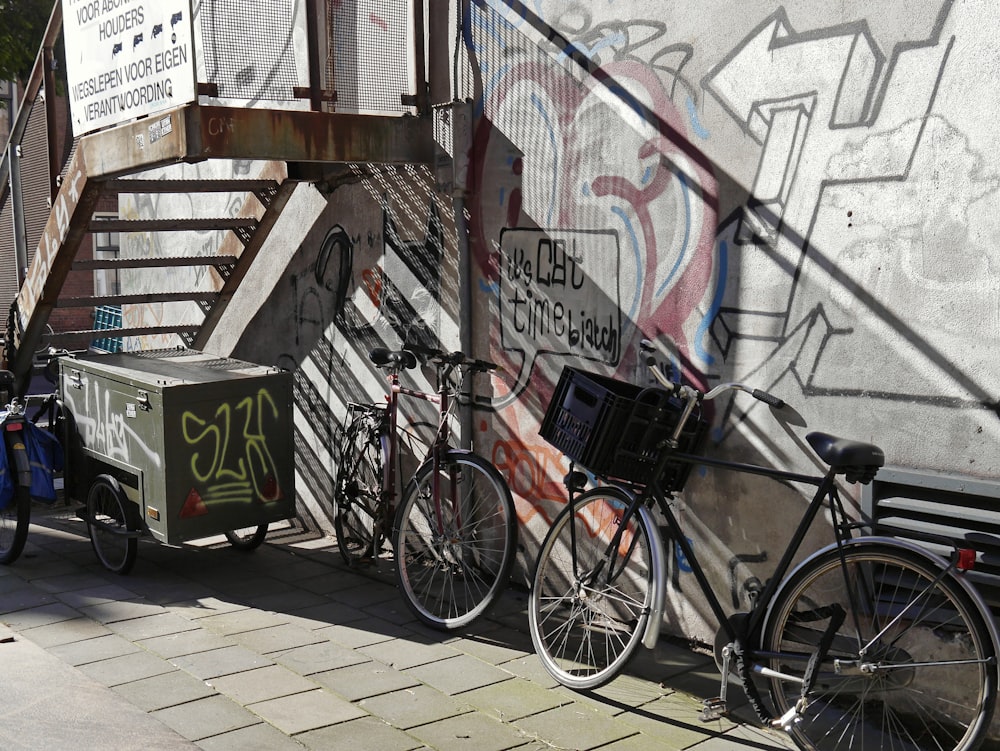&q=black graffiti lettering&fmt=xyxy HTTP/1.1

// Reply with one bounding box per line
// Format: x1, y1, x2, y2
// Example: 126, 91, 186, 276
552, 300, 566, 337
505, 244, 533, 287
536, 239, 554, 285
566, 309, 619, 359
535, 237, 584, 288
